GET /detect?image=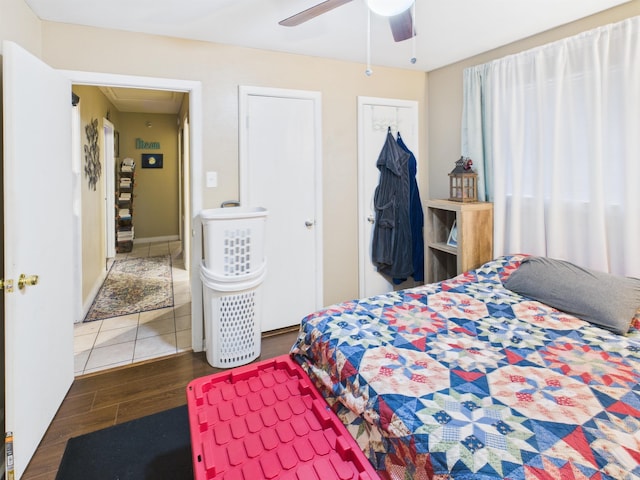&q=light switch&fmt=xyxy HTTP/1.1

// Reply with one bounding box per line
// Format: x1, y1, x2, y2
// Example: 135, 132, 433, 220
206, 171, 218, 188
